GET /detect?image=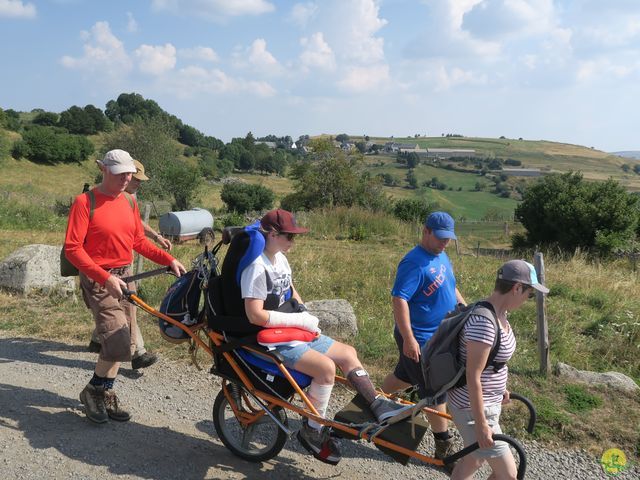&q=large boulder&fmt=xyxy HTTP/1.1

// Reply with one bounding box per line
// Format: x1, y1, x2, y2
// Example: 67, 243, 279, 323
555, 362, 639, 394
0, 244, 75, 295
306, 299, 358, 340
